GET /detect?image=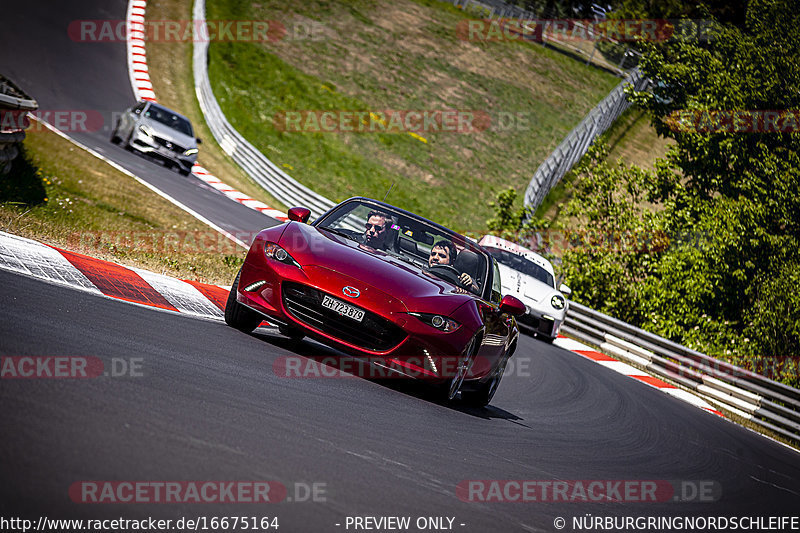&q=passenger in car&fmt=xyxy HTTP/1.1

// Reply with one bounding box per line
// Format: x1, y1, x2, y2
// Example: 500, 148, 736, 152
428, 240, 456, 267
